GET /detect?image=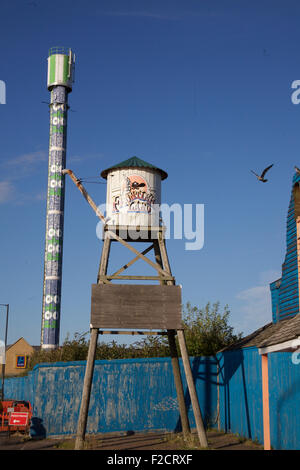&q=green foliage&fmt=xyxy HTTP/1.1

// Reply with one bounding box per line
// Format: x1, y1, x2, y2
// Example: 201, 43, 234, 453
28, 332, 170, 370
28, 301, 241, 369
182, 301, 242, 356
28, 332, 89, 369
